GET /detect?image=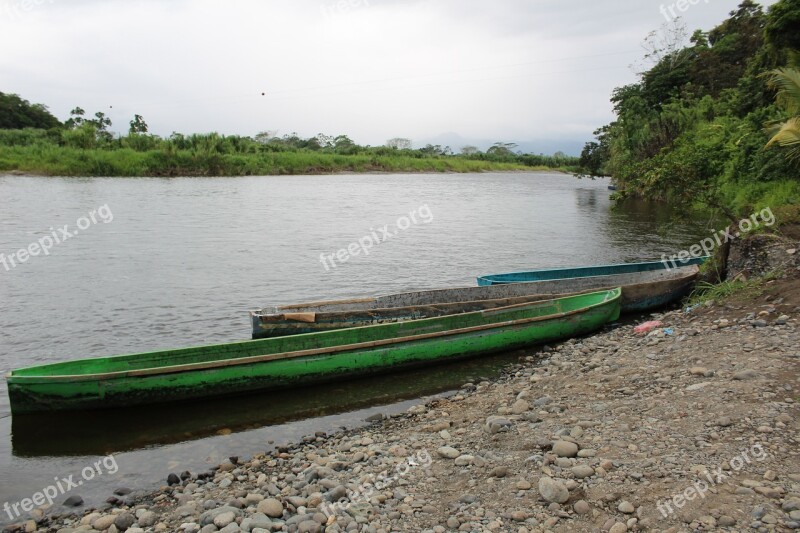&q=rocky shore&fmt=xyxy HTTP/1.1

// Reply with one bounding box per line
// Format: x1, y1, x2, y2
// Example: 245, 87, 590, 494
5, 241, 800, 533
